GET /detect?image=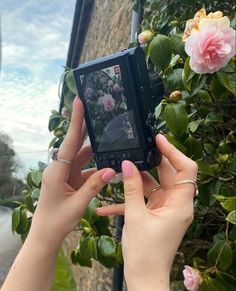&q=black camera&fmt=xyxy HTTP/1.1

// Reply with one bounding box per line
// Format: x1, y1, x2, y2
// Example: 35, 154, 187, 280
73, 47, 164, 172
